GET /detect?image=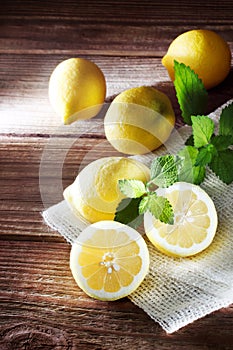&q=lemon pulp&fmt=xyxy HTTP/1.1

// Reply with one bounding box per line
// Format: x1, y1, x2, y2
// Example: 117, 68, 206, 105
144, 182, 218, 257
70, 221, 150, 300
